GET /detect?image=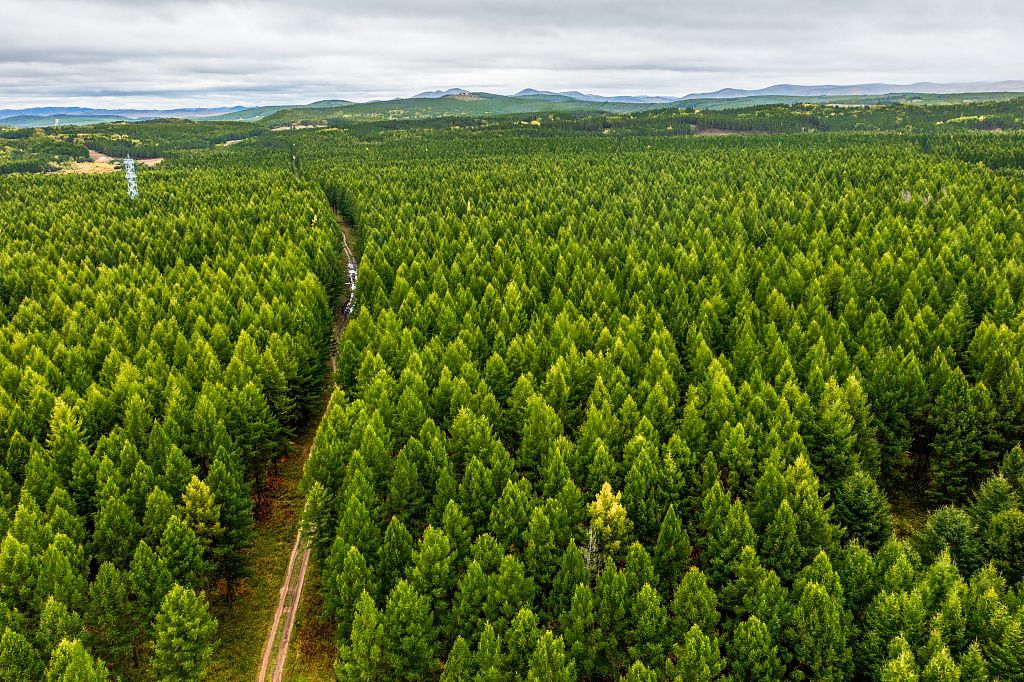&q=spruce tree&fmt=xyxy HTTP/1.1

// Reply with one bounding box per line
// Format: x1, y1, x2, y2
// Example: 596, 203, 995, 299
409, 526, 456, 638
561, 583, 597, 678
805, 378, 856, 489
85, 562, 132, 673
484, 555, 536, 633
44, 638, 109, 681
728, 615, 783, 681
377, 516, 414, 599
158, 514, 208, 590
665, 624, 725, 682
834, 469, 892, 551
758, 499, 802, 582
37, 597, 83, 662
627, 583, 667, 667
153, 585, 217, 682
206, 450, 252, 603
653, 504, 690, 596
0, 626, 44, 681
623, 542, 657, 598
984, 508, 1024, 583
1000, 445, 1024, 490
969, 475, 1018, 534
959, 642, 988, 682
527, 631, 576, 682
441, 499, 473, 570
703, 499, 756, 584
128, 540, 174, 639
143, 486, 176, 548
440, 636, 475, 682
92, 495, 141, 569
917, 506, 981, 576
180, 475, 222, 561
786, 581, 851, 681
588, 483, 632, 560
524, 507, 559, 598
476, 622, 506, 682
335, 591, 386, 682
324, 542, 376, 637
594, 558, 629, 677
621, 660, 657, 682
930, 370, 992, 502
920, 642, 961, 682
507, 607, 541, 678
880, 635, 920, 682
451, 560, 489, 643
670, 567, 719, 640
550, 539, 588, 617
381, 580, 436, 680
